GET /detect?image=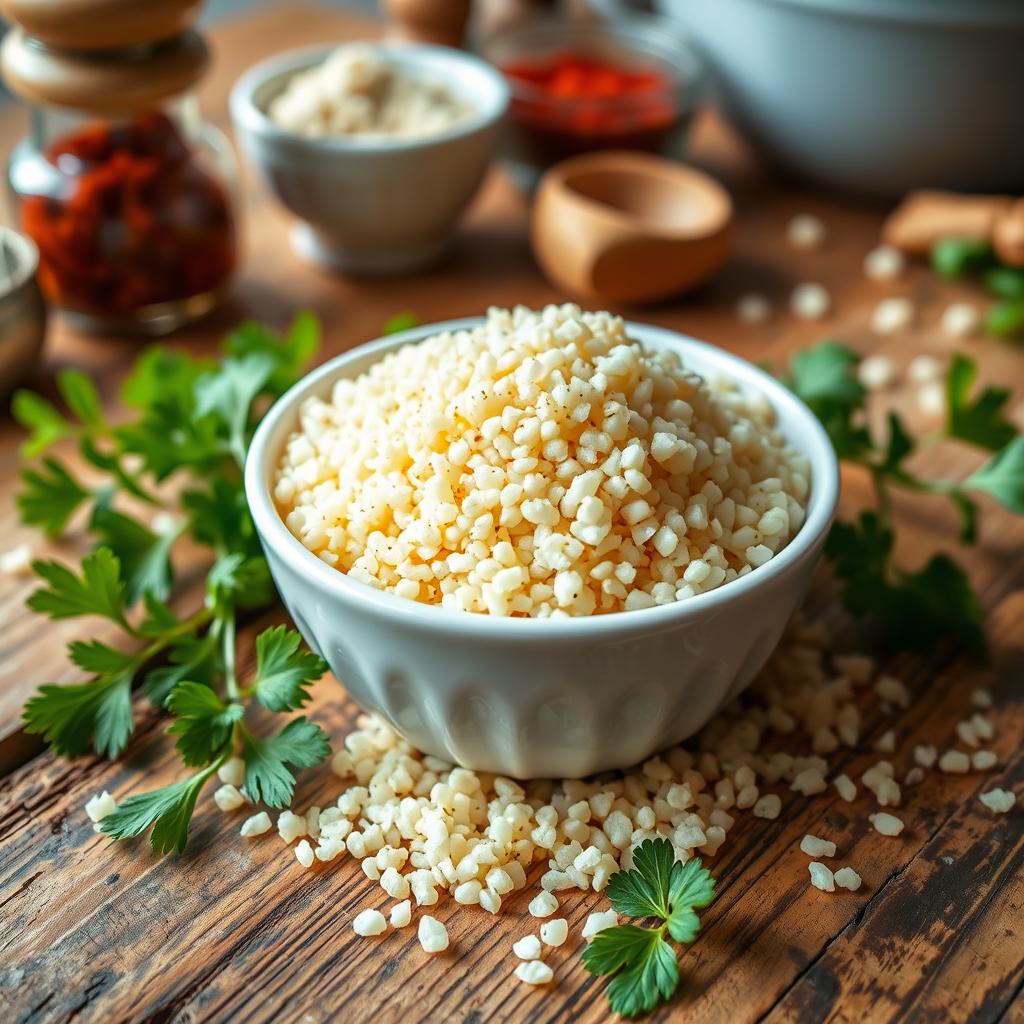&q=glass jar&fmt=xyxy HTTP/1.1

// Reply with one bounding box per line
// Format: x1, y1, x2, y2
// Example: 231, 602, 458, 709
9, 94, 237, 334
1, 14, 239, 335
